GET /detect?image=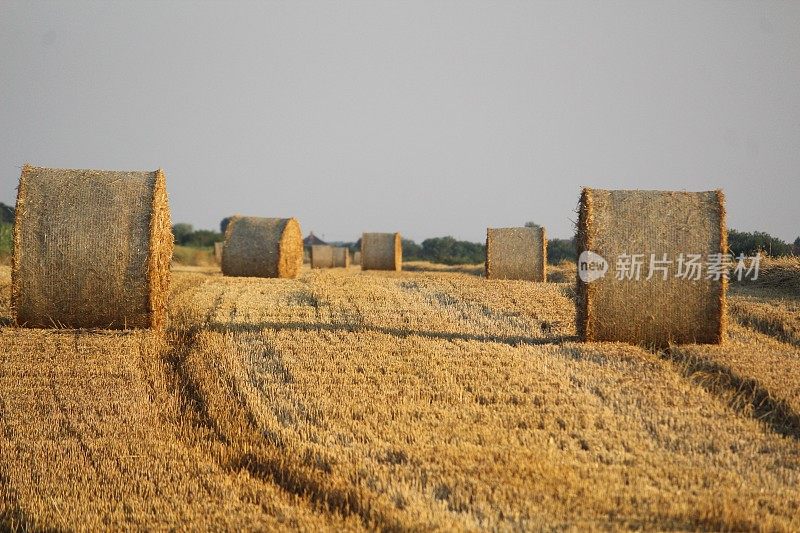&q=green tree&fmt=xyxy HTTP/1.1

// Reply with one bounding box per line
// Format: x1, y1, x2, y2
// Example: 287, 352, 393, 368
728, 229, 792, 257
184, 229, 223, 247
548, 237, 576, 264
172, 223, 194, 245
793, 237, 800, 255
420, 236, 485, 265
402, 239, 422, 260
